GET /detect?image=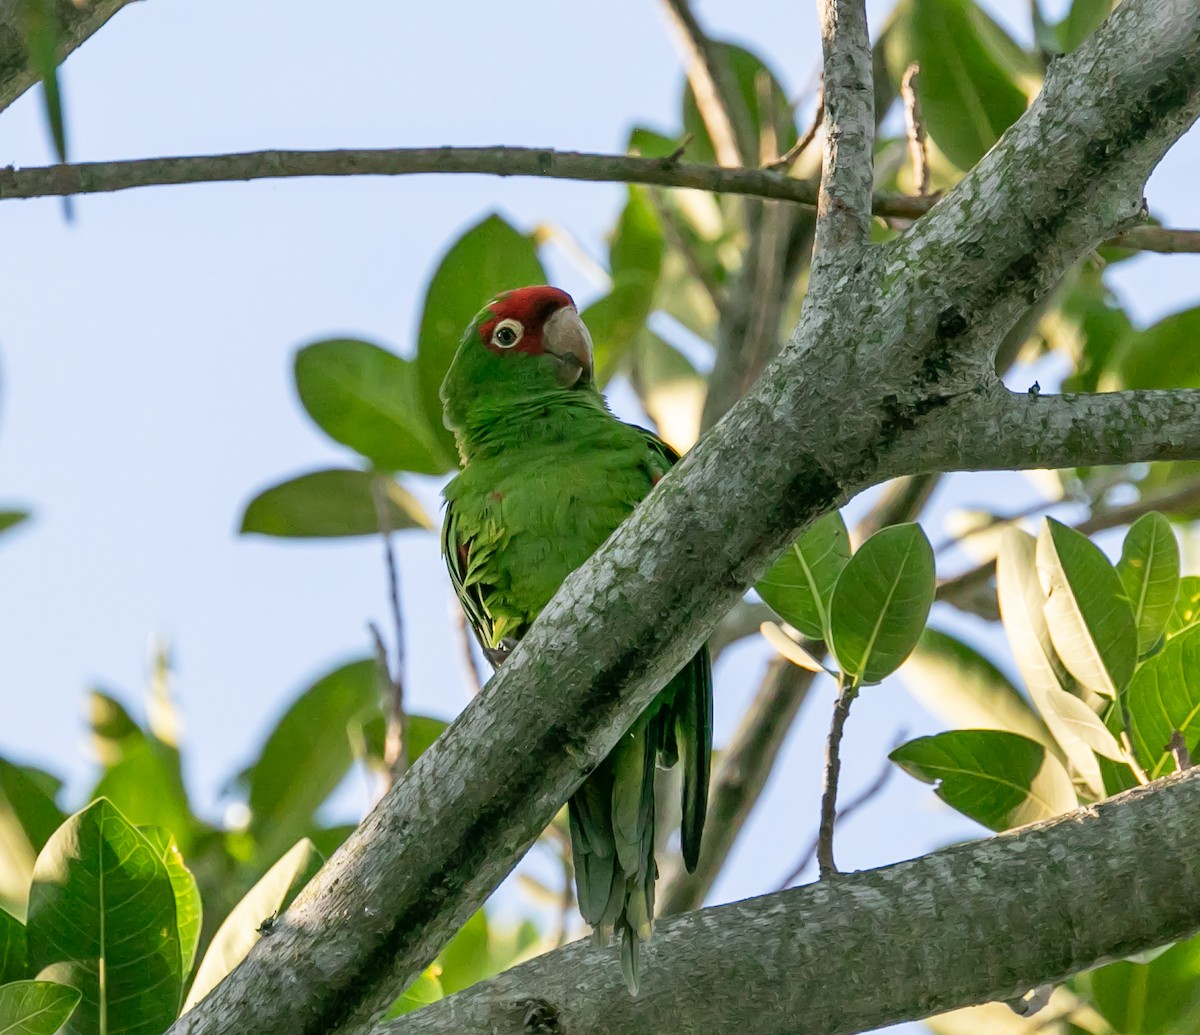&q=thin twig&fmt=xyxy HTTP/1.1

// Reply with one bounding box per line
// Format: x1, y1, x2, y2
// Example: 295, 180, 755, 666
658, 0, 756, 166
817, 677, 861, 878
900, 63, 930, 196
453, 603, 485, 698
776, 737, 899, 889
1170, 731, 1192, 771
813, 0, 875, 257
766, 85, 824, 170
371, 478, 408, 782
